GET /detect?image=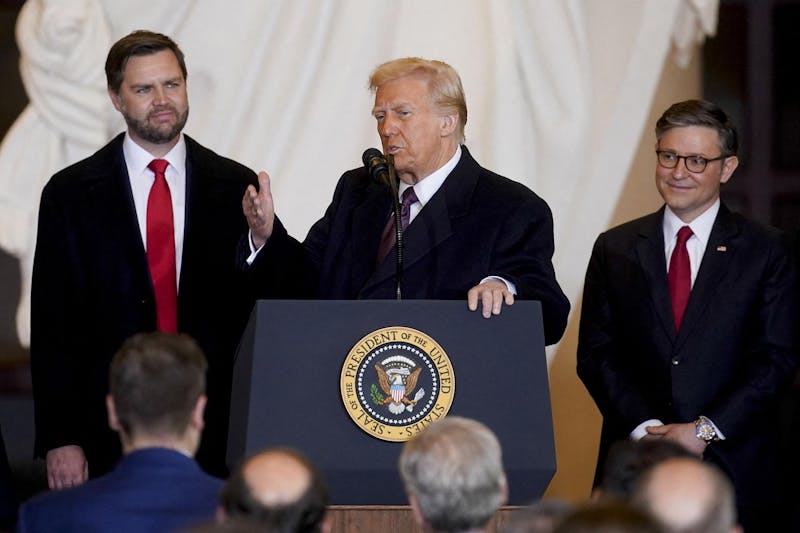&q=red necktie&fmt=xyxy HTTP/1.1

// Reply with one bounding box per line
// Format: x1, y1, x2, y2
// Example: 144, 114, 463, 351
376, 187, 418, 265
668, 225, 693, 331
146, 159, 178, 332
